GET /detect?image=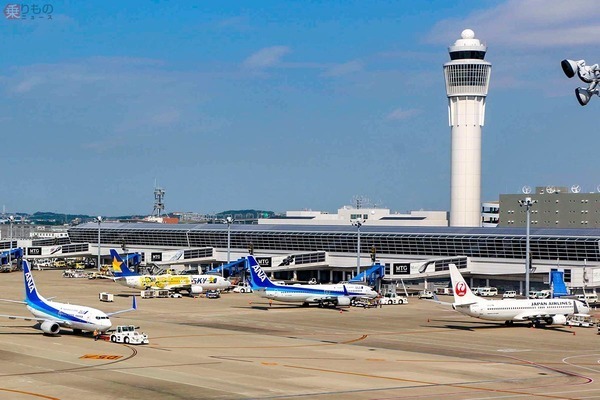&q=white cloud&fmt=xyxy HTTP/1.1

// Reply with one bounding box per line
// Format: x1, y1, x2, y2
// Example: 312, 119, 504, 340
243, 46, 290, 68
386, 107, 421, 121
427, 0, 600, 49
323, 60, 364, 77
12, 76, 44, 93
